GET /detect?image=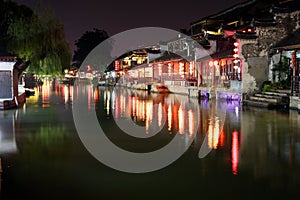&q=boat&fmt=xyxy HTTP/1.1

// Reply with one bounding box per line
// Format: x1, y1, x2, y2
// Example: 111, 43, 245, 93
151, 84, 171, 93
61, 77, 75, 85
24, 88, 35, 97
